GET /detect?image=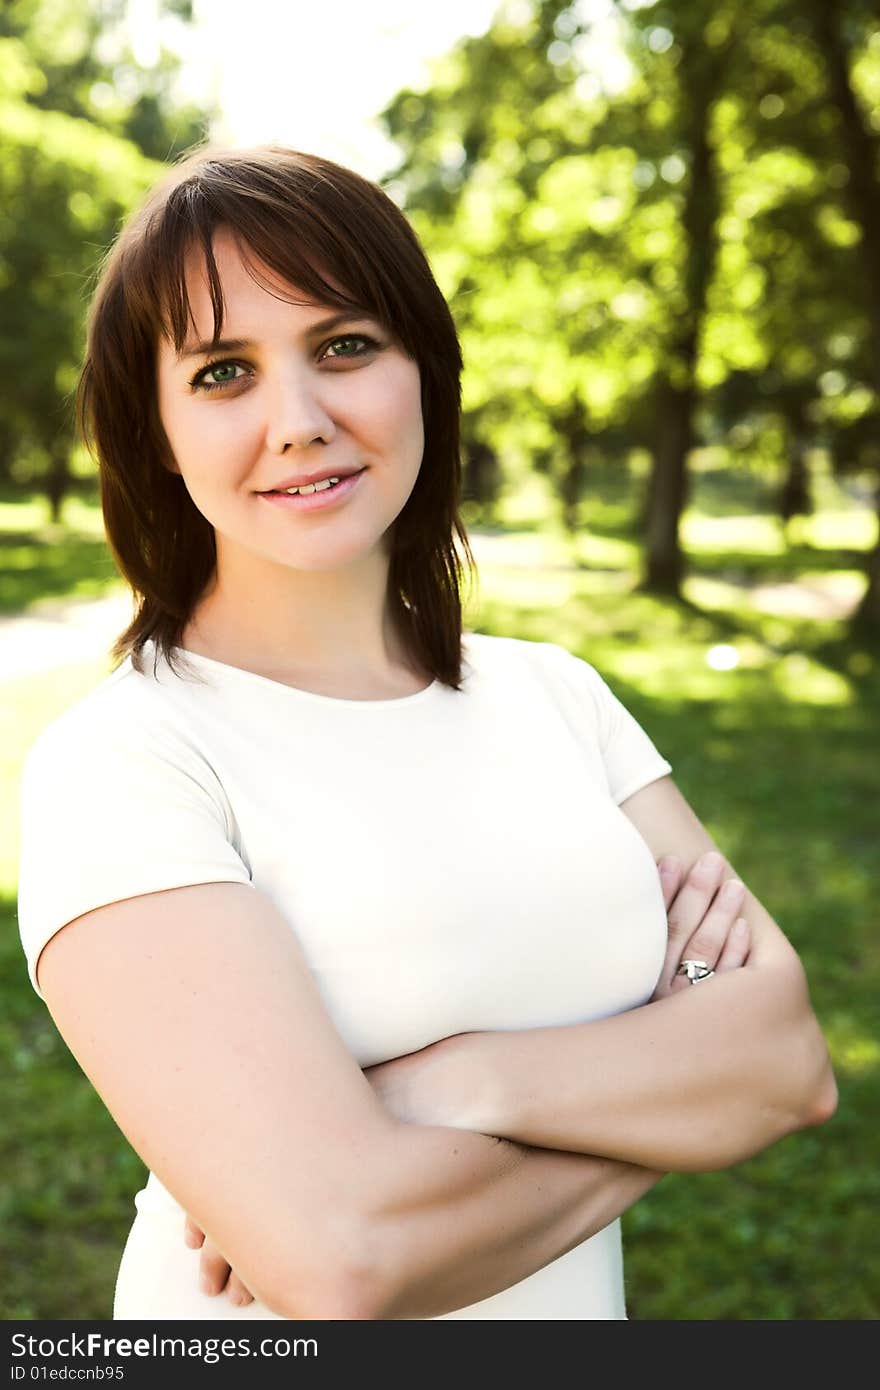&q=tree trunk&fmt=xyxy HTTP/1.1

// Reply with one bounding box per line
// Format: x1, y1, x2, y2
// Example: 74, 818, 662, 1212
561, 452, 587, 534
810, 2, 880, 372
644, 373, 694, 591
556, 399, 587, 533
640, 31, 727, 596
779, 396, 813, 535
853, 477, 880, 634
463, 440, 501, 506
779, 445, 812, 522
810, 2, 880, 636
46, 442, 70, 525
